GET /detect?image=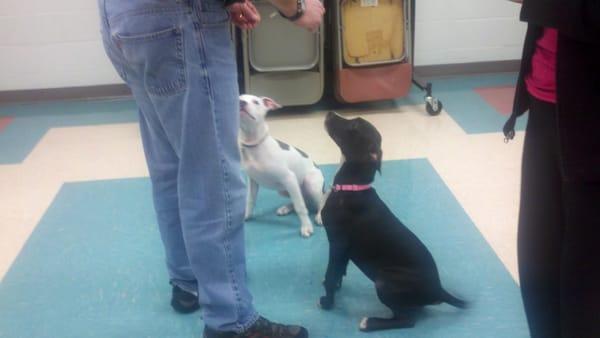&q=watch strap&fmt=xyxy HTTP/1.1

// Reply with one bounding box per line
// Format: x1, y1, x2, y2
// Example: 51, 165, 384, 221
279, 0, 305, 21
